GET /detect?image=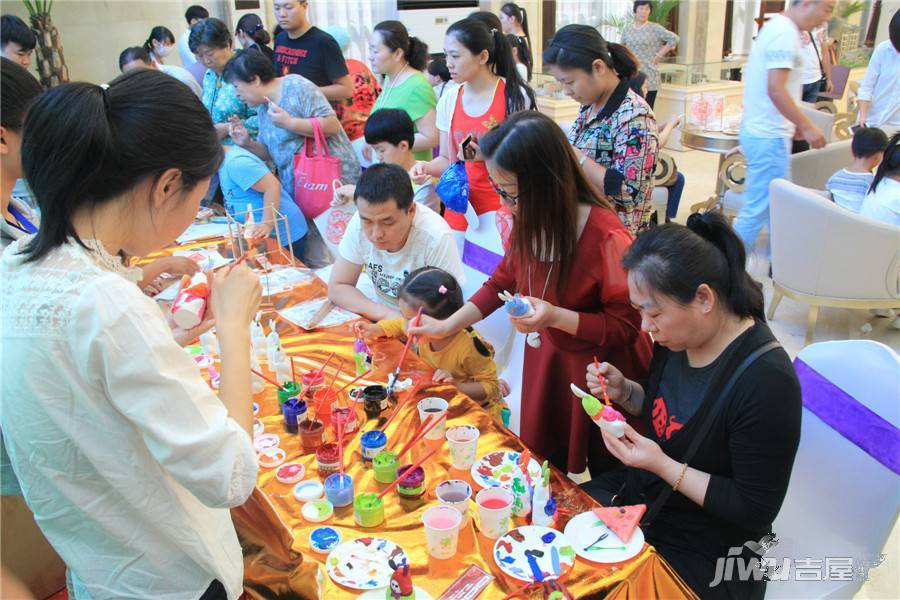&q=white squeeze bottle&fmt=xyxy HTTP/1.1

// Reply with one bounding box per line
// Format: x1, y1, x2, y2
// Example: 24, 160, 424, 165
243, 203, 255, 240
